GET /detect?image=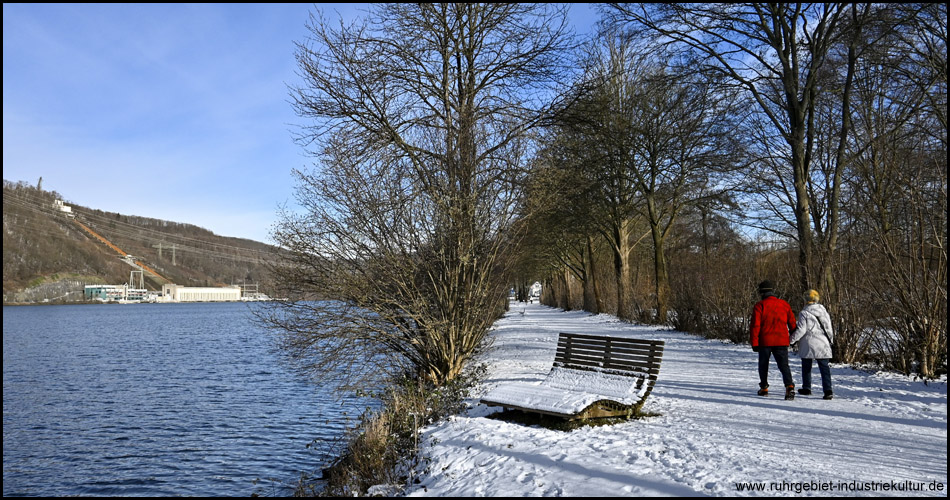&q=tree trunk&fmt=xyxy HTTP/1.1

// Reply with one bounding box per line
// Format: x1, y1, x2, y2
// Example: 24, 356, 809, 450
651, 224, 670, 324
588, 235, 605, 314
582, 237, 600, 314
791, 137, 815, 293
613, 221, 636, 321
558, 269, 571, 310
